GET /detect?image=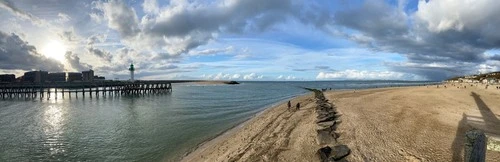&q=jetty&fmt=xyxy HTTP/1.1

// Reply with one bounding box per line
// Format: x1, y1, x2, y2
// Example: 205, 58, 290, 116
0, 80, 174, 99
